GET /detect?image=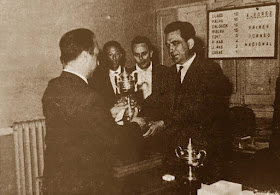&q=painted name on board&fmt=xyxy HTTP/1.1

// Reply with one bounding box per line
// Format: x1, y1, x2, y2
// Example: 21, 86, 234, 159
212, 45, 223, 49
212, 34, 221, 39
211, 19, 223, 23
211, 29, 224, 33
212, 24, 228, 28
244, 41, 272, 47
248, 24, 270, 30
246, 11, 273, 19
212, 50, 223, 54
211, 40, 223, 44
249, 33, 271, 38
211, 13, 223, 18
